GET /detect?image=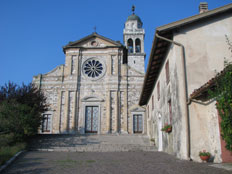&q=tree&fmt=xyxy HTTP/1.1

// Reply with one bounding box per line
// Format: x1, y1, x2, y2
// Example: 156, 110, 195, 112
0, 82, 47, 140
209, 36, 232, 152
211, 64, 232, 152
